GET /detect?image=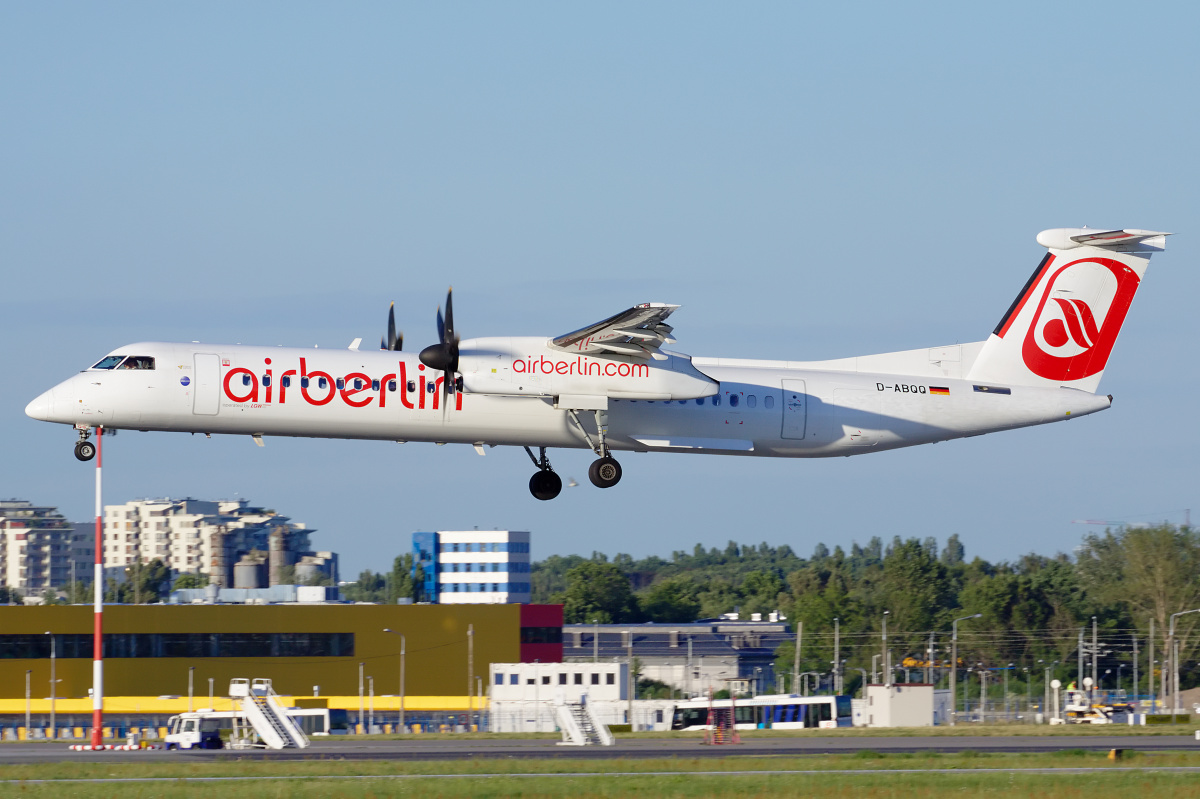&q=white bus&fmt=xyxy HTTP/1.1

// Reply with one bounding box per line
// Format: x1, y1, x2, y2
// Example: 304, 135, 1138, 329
671, 694, 853, 731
